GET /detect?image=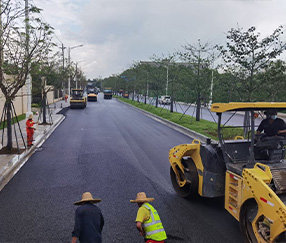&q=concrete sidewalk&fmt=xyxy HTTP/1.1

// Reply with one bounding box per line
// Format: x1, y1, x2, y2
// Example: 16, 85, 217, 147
0, 99, 69, 191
